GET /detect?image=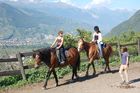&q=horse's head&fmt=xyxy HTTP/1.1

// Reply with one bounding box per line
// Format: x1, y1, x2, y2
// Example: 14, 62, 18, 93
33, 48, 51, 69
32, 50, 42, 69
77, 38, 85, 52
